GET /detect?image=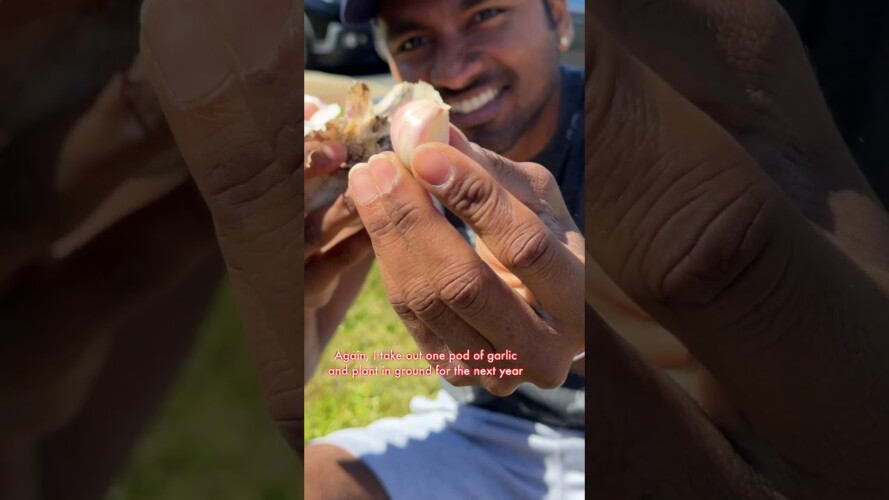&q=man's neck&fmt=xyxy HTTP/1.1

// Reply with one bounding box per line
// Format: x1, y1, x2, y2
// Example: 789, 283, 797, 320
502, 76, 563, 163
